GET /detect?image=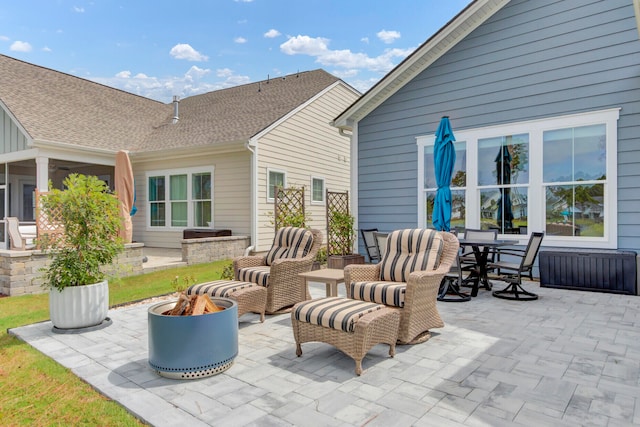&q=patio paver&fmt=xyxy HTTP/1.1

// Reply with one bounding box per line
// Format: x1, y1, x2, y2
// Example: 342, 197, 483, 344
9, 281, 640, 426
